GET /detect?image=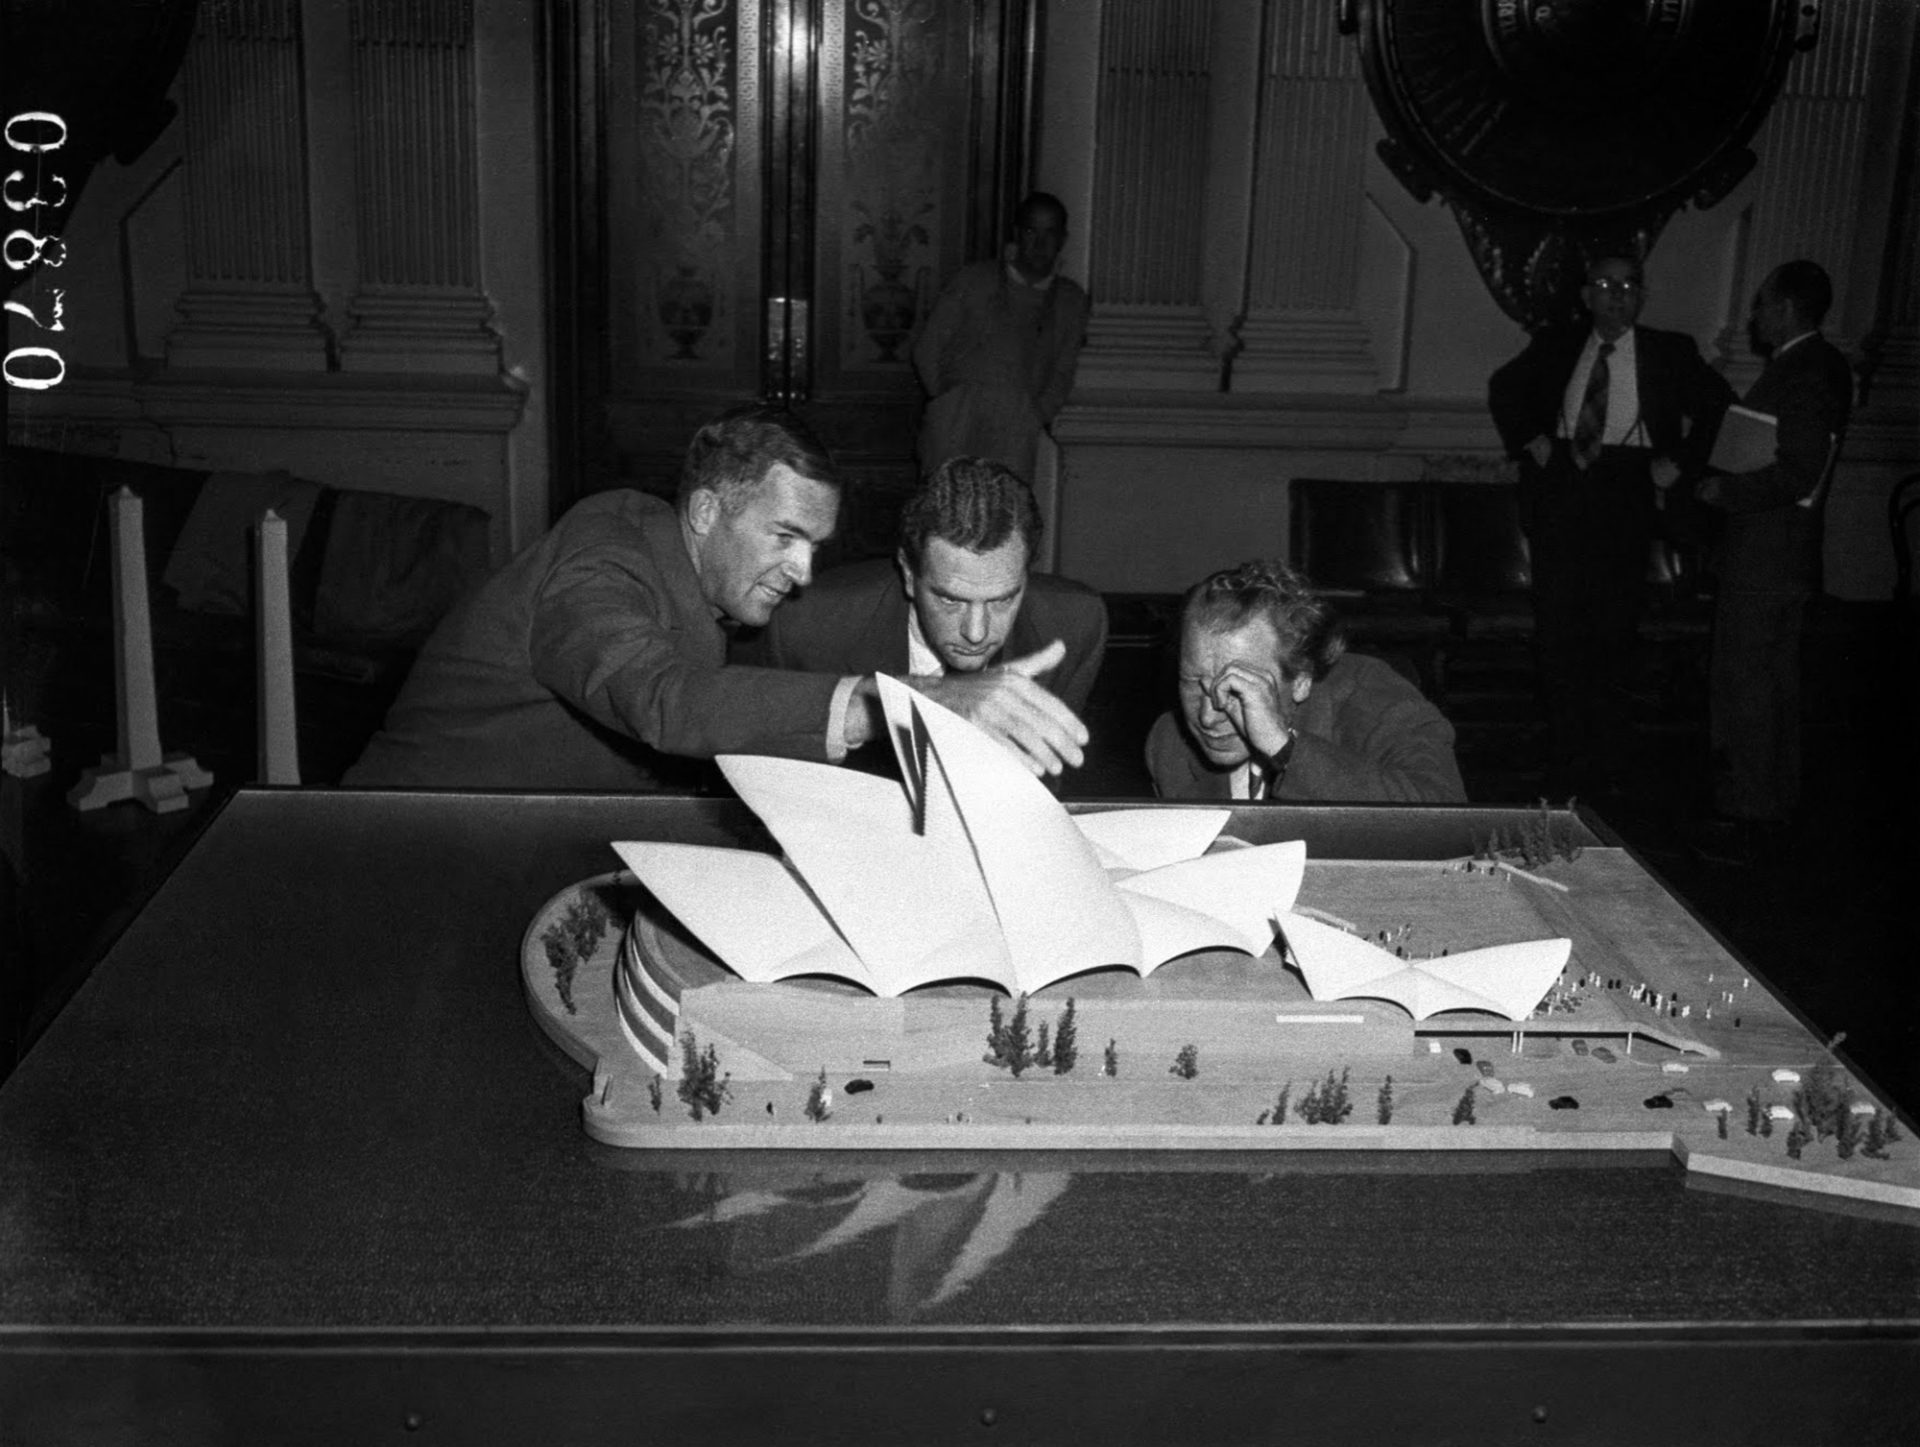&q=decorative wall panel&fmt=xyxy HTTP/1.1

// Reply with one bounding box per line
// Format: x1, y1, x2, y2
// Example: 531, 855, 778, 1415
340, 0, 500, 373
609, 0, 756, 381
817, 0, 964, 384
166, 0, 328, 370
